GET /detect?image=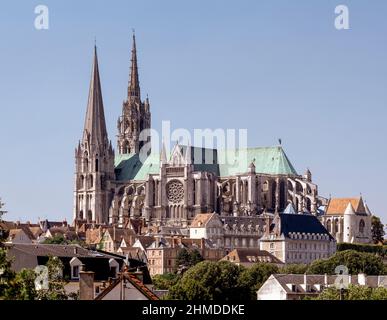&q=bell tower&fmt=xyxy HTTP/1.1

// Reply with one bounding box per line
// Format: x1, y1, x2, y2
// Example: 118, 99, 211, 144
117, 33, 151, 155
73, 46, 115, 225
